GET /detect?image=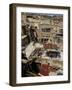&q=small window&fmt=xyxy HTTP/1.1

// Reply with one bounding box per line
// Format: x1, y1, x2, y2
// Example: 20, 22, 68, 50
42, 28, 51, 32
